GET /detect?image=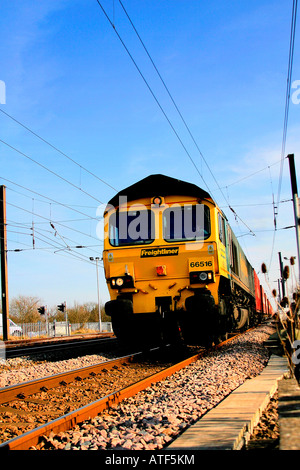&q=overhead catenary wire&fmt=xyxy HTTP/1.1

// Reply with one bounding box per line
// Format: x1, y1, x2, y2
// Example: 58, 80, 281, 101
95, 0, 256, 237
1, 0, 273, 241
4, 221, 101, 264
2, 180, 103, 252
118, 0, 229, 203
268, 0, 298, 273
220, 199, 291, 209
0, 101, 284, 231
1, 183, 104, 259
276, 0, 298, 215
4, 171, 288, 213
0, 108, 118, 193
5, 221, 102, 255
2, 228, 97, 264
1, 2, 294, 280
217, 158, 282, 191
95, 0, 211, 195
6, 201, 102, 243
0, 139, 105, 205
5, 176, 287, 264
1, 177, 101, 223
